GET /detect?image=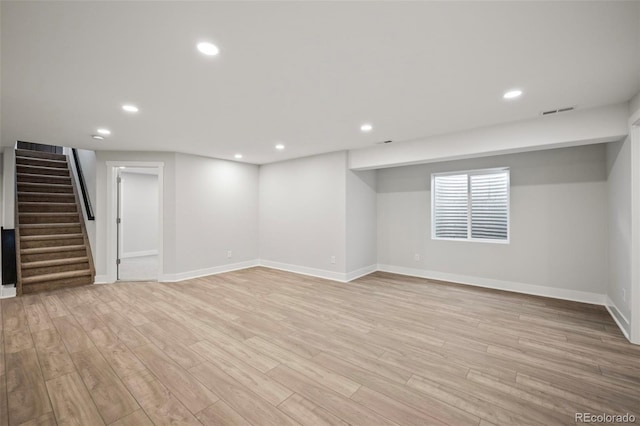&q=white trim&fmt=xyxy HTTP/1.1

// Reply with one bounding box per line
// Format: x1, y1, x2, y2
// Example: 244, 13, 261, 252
157, 260, 378, 284
94, 275, 110, 284
106, 161, 166, 168
377, 264, 606, 305
431, 166, 510, 178
117, 170, 124, 260
345, 264, 378, 282
605, 295, 631, 339
259, 259, 347, 282
120, 250, 159, 259
630, 119, 640, 344
106, 161, 164, 283
160, 259, 260, 282
431, 168, 510, 244
0, 285, 16, 299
